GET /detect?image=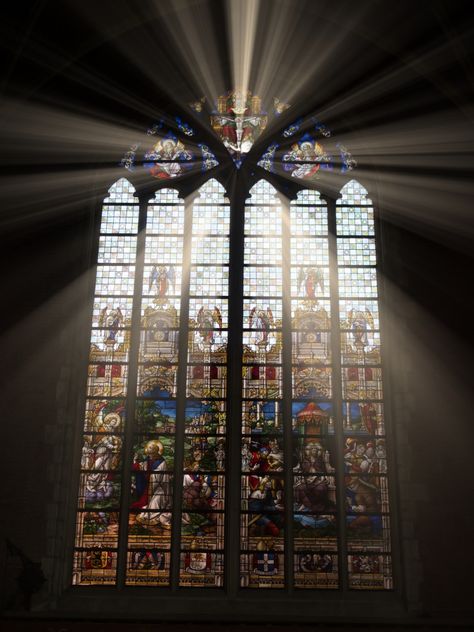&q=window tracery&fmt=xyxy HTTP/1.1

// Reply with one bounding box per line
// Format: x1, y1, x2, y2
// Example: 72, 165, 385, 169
73, 100, 392, 592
